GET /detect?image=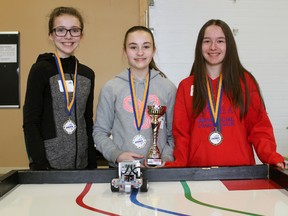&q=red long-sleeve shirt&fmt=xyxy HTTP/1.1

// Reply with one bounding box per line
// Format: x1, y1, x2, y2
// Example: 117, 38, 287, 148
166, 73, 284, 167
